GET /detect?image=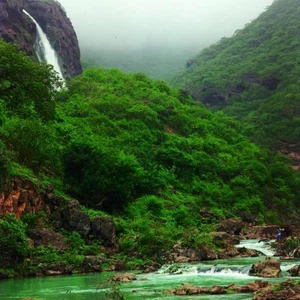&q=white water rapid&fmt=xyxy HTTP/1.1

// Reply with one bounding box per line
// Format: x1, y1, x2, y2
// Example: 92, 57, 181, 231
235, 239, 276, 256
23, 9, 65, 81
